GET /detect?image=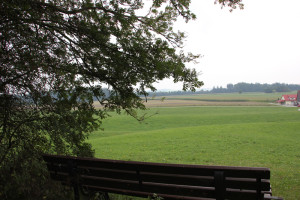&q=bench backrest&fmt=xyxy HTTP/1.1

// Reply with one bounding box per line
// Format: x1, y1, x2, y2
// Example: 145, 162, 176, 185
43, 154, 271, 200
